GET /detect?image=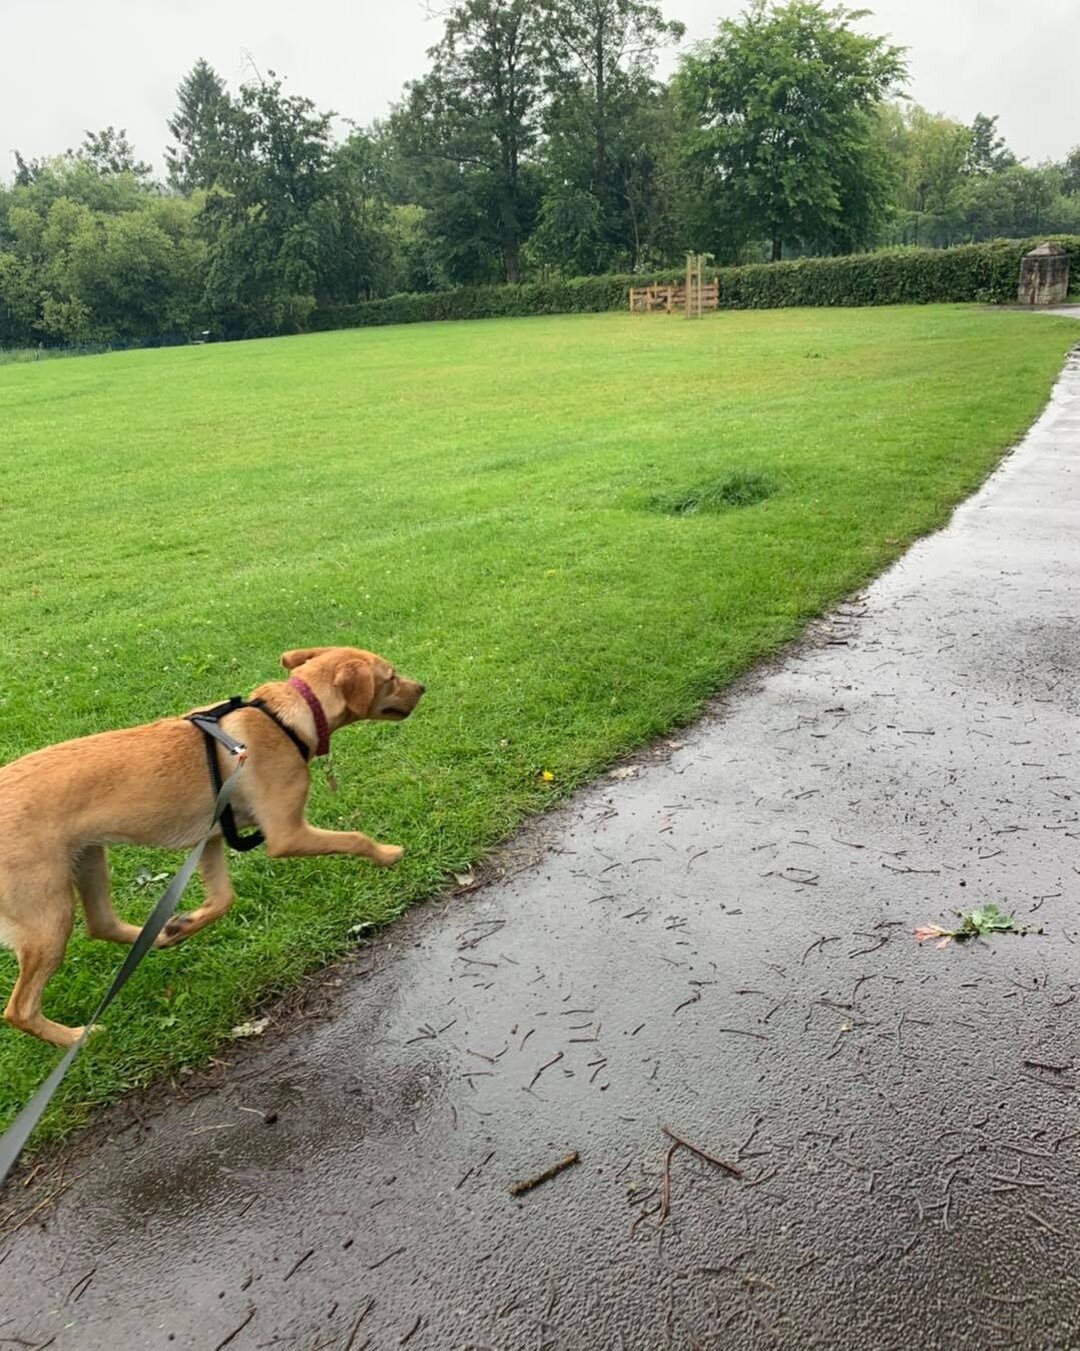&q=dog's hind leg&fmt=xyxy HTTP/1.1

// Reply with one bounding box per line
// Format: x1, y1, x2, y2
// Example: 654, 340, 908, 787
2, 868, 83, 1048
75, 846, 141, 945
155, 834, 235, 949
